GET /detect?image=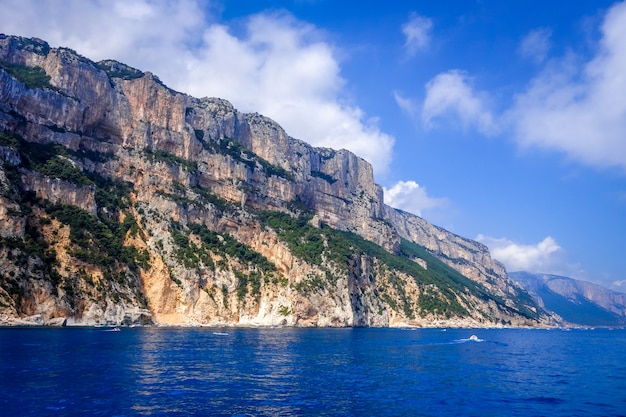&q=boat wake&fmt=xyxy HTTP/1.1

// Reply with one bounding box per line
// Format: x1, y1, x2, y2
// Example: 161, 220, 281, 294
456, 334, 484, 343
416, 335, 487, 347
